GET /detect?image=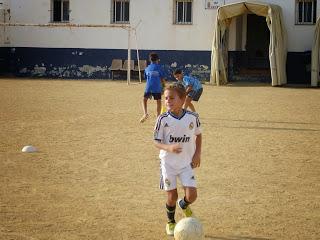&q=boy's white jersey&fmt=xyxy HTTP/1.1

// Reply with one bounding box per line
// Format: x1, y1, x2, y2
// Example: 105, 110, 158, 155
154, 110, 201, 170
